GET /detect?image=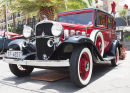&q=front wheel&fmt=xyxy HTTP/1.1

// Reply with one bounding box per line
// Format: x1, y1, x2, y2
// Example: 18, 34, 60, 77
111, 47, 119, 66
70, 46, 93, 87
9, 64, 34, 77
